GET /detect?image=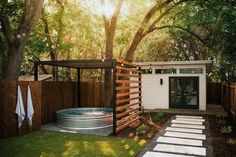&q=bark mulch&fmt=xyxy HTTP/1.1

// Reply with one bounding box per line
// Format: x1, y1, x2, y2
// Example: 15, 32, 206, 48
208, 116, 236, 157
116, 113, 172, 141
